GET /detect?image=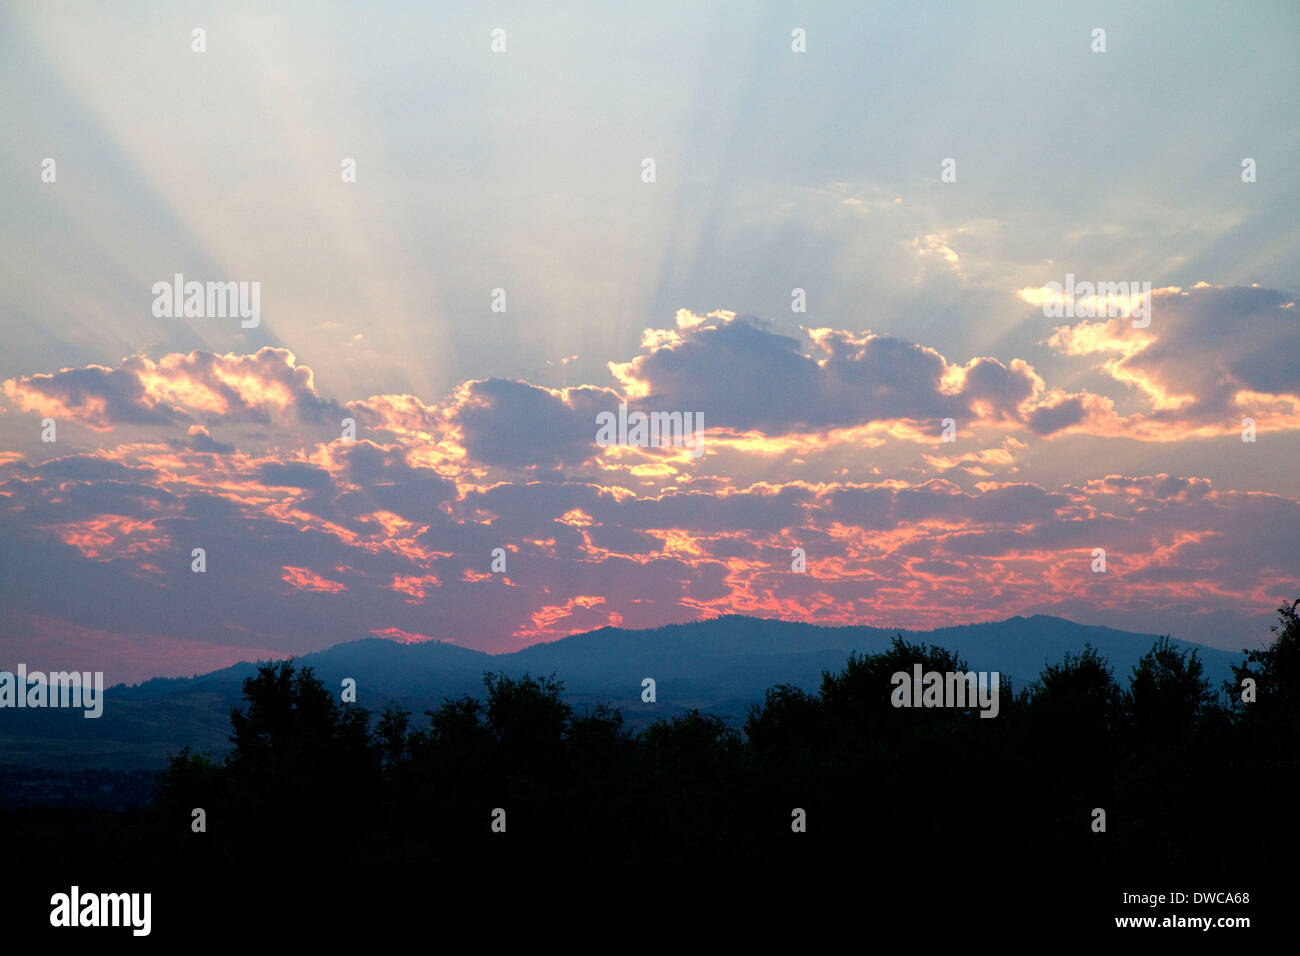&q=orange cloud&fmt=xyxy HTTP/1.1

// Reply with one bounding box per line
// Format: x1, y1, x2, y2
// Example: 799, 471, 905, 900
282, 566, 347, 593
